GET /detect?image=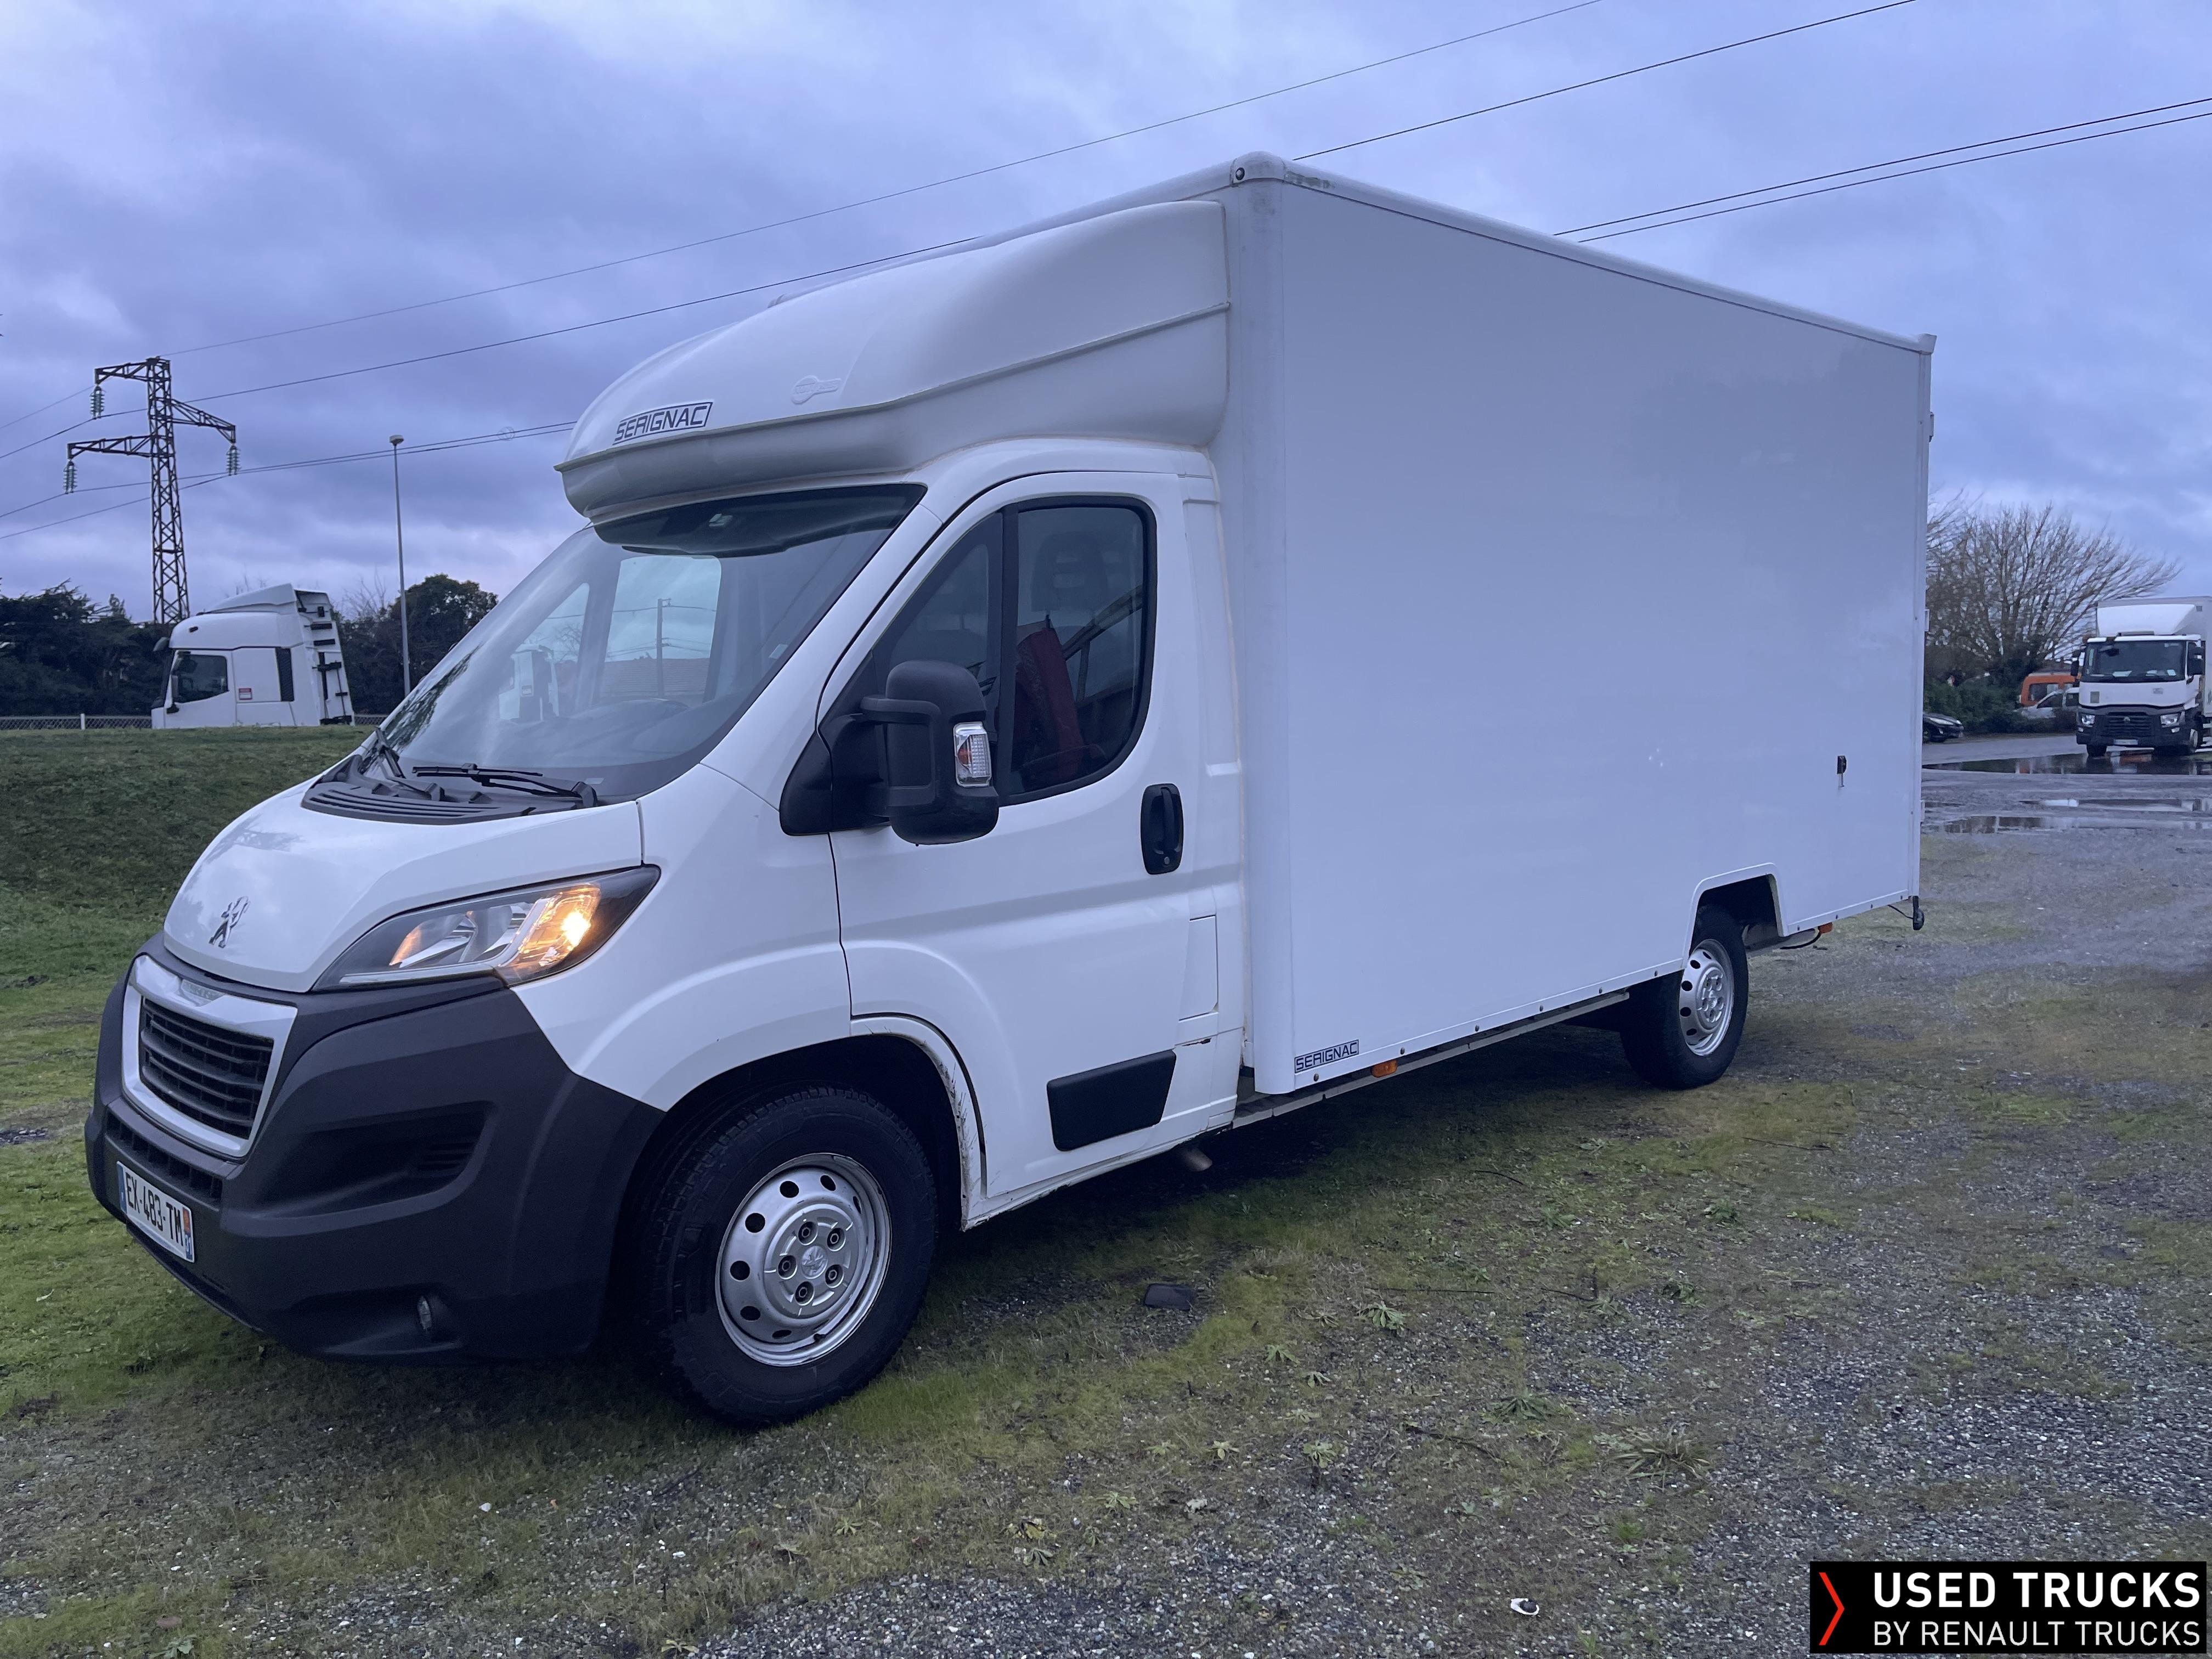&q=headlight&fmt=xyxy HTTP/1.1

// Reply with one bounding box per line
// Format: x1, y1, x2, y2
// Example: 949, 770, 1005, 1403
2161, 712, 2183, 726
316, 867, 658, 990
2078, 713, 2096, 725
